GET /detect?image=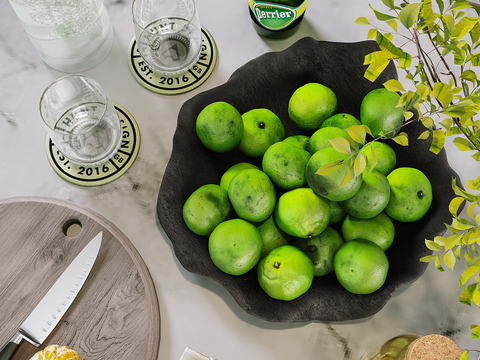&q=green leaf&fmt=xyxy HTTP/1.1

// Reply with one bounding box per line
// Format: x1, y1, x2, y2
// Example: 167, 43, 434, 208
353, 154, 367, 178
375, 32, 413, 69
384, 79, 405, 92
466, 53, 480, 66
429, 129, 445, 154
467, 177, 480, 191
460, 266, 480, 288
421, 116, 435, 130
450, 0, 472, 11
391, 132, 409, 146
444, 249, 456, 269
329, 137, 352, 154
404, 111, 414, 121
470, 22, 480, 43
369, 4, 396, 21
434, 254, 445, 271
473, 151, 480, 161
316, 161, 342, 176
445, 233, 463, 250
461, 350, 469, 360
468, 201, 477, 218
470, 227, 480, 243
471, 325, 480, 340
381, 0, 397, 10
354, 17, 371, 25
450, 196, 465, 216
386, 19, 398, 32
398, 90, 421, 110
420, 254, 436, 262
418, 130, 430, 140
398, 3, 423, 28
442, 13, 455, 40
346, 125, 367, 145
452, 16, 479, 40
453, 137, 477, 151
452, 218, 475, 231
460, 70, 478, 83
425, 239, 444, 251
340, 165, 352, 188
363, 51, 392, 82
435, 0, 444, 14
416, 83, 431, 100
459, 283, 478, 305
367, 28, 378, 39
432, 82, 453, 108
434, 236, 446, 246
